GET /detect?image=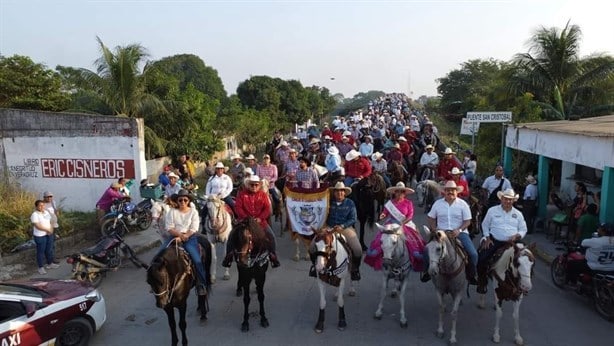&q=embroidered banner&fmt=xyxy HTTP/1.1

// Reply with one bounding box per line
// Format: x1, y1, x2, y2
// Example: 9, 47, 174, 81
284, 185, 330, 236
